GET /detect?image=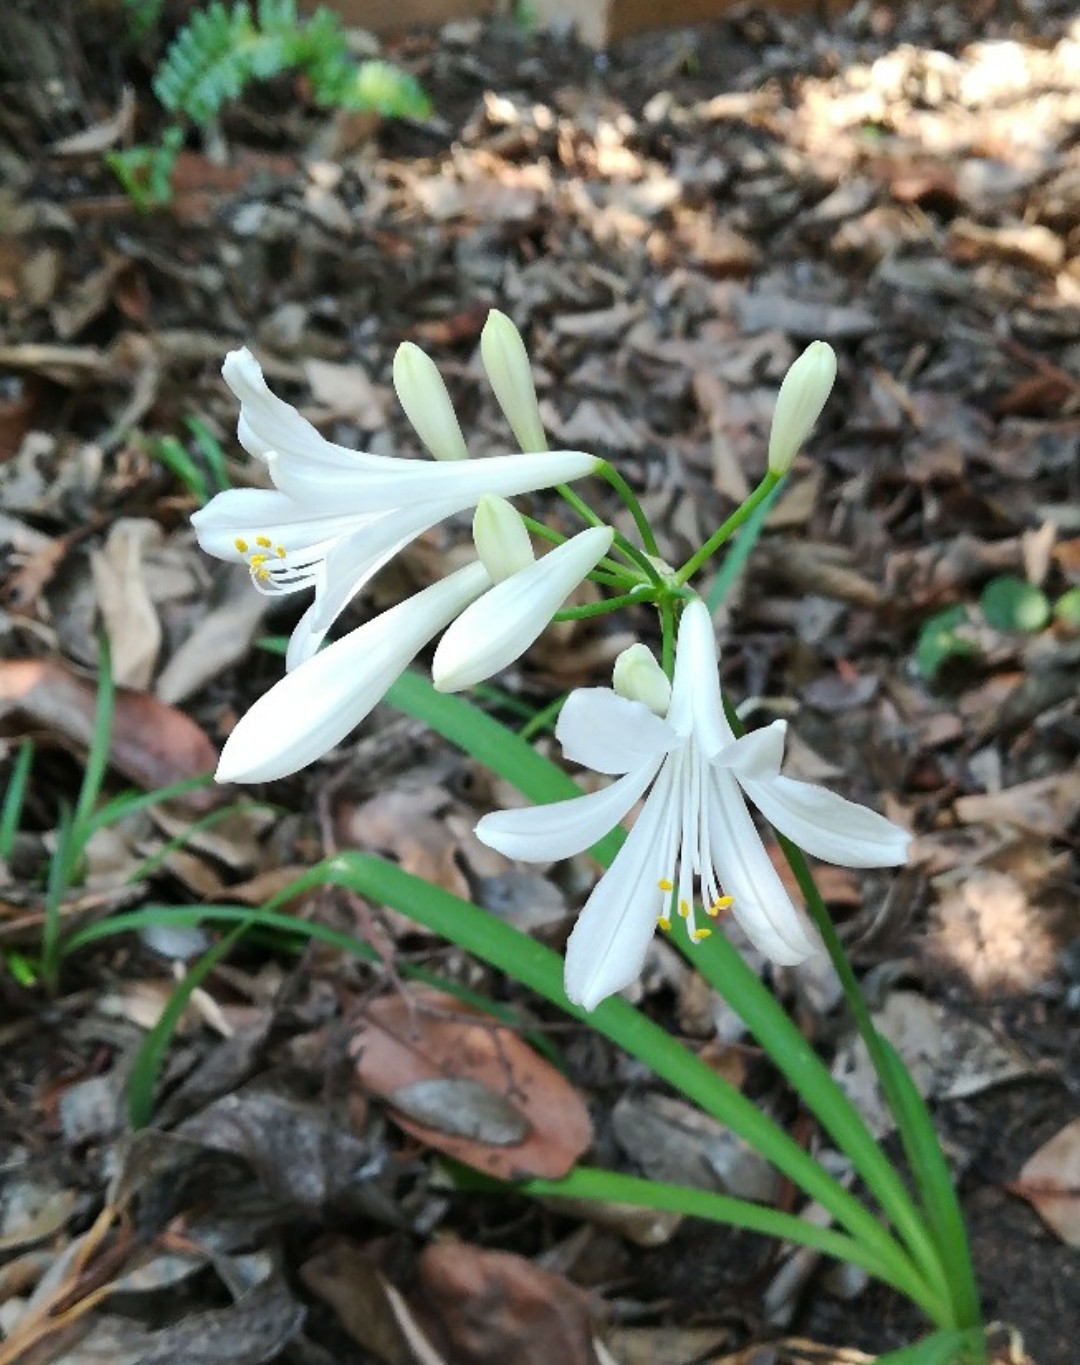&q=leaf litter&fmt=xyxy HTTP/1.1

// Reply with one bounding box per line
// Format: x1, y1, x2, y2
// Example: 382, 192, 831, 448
1, 1, 1079, 1362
